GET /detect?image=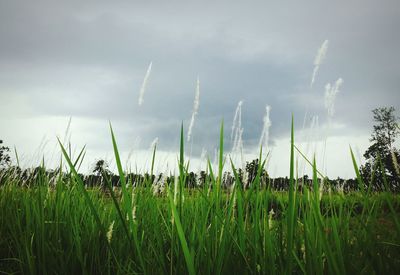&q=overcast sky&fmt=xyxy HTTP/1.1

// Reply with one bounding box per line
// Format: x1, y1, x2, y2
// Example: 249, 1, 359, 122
1, 0, 399, 178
